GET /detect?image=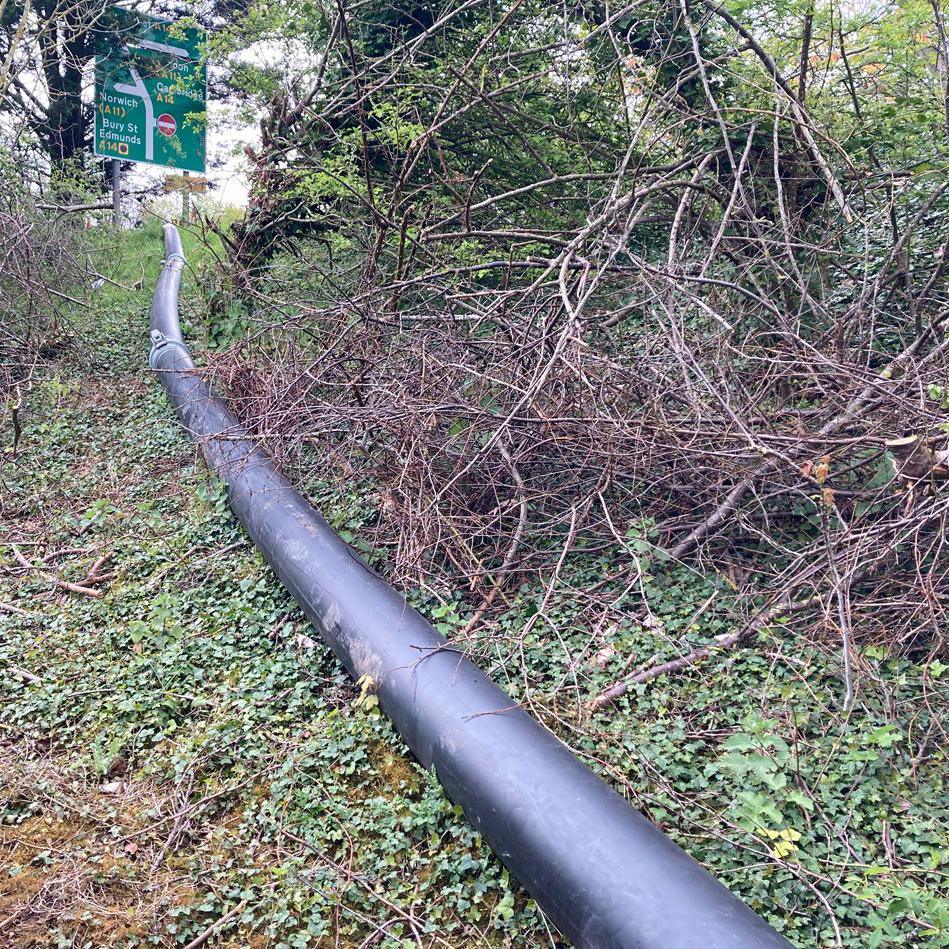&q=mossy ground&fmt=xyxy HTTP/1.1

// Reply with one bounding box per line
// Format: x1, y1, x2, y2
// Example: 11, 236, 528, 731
1, 219, 946, 947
